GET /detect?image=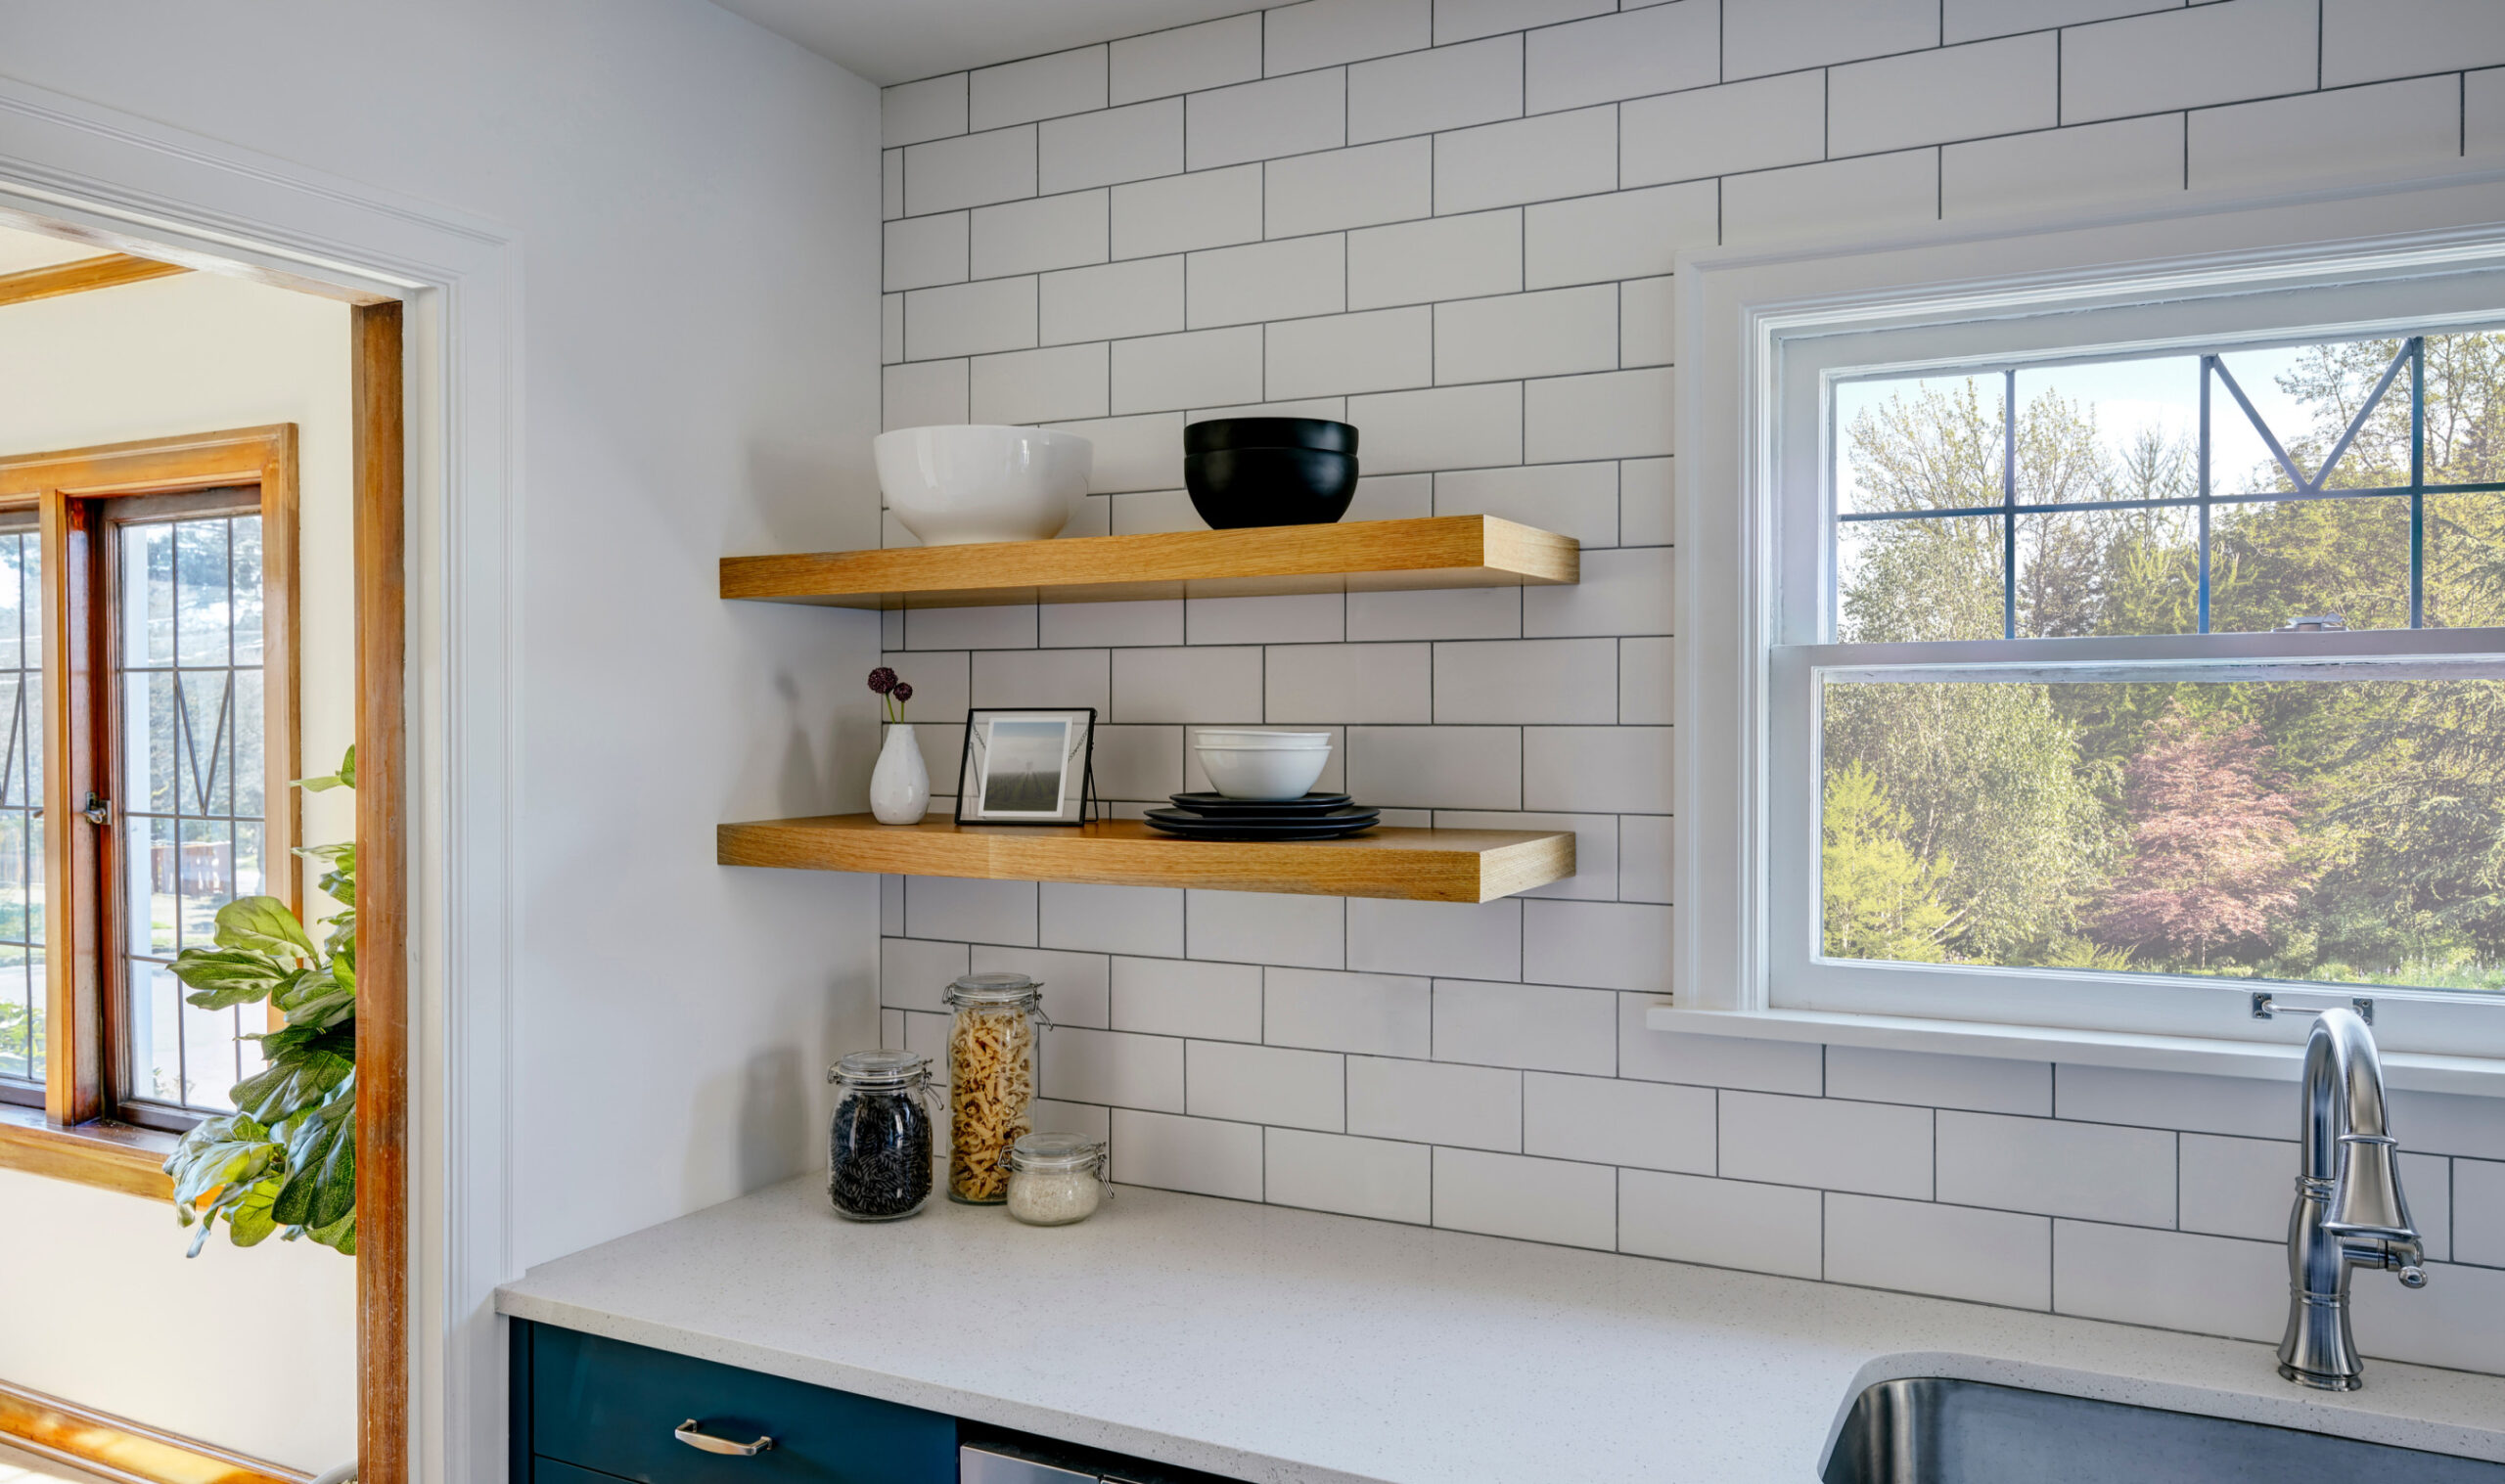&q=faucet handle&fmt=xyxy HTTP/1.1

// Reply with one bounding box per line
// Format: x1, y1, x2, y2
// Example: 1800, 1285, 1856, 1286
2324, 1134, 2417, 1242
